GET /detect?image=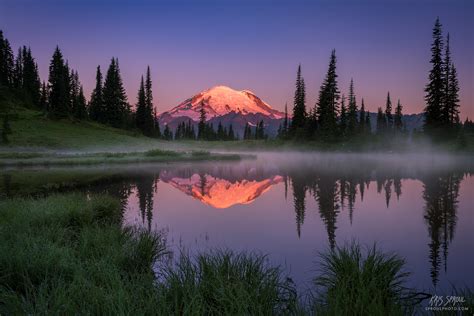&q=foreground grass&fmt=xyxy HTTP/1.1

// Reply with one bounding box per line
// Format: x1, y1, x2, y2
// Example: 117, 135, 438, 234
310, 242, 421, 315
